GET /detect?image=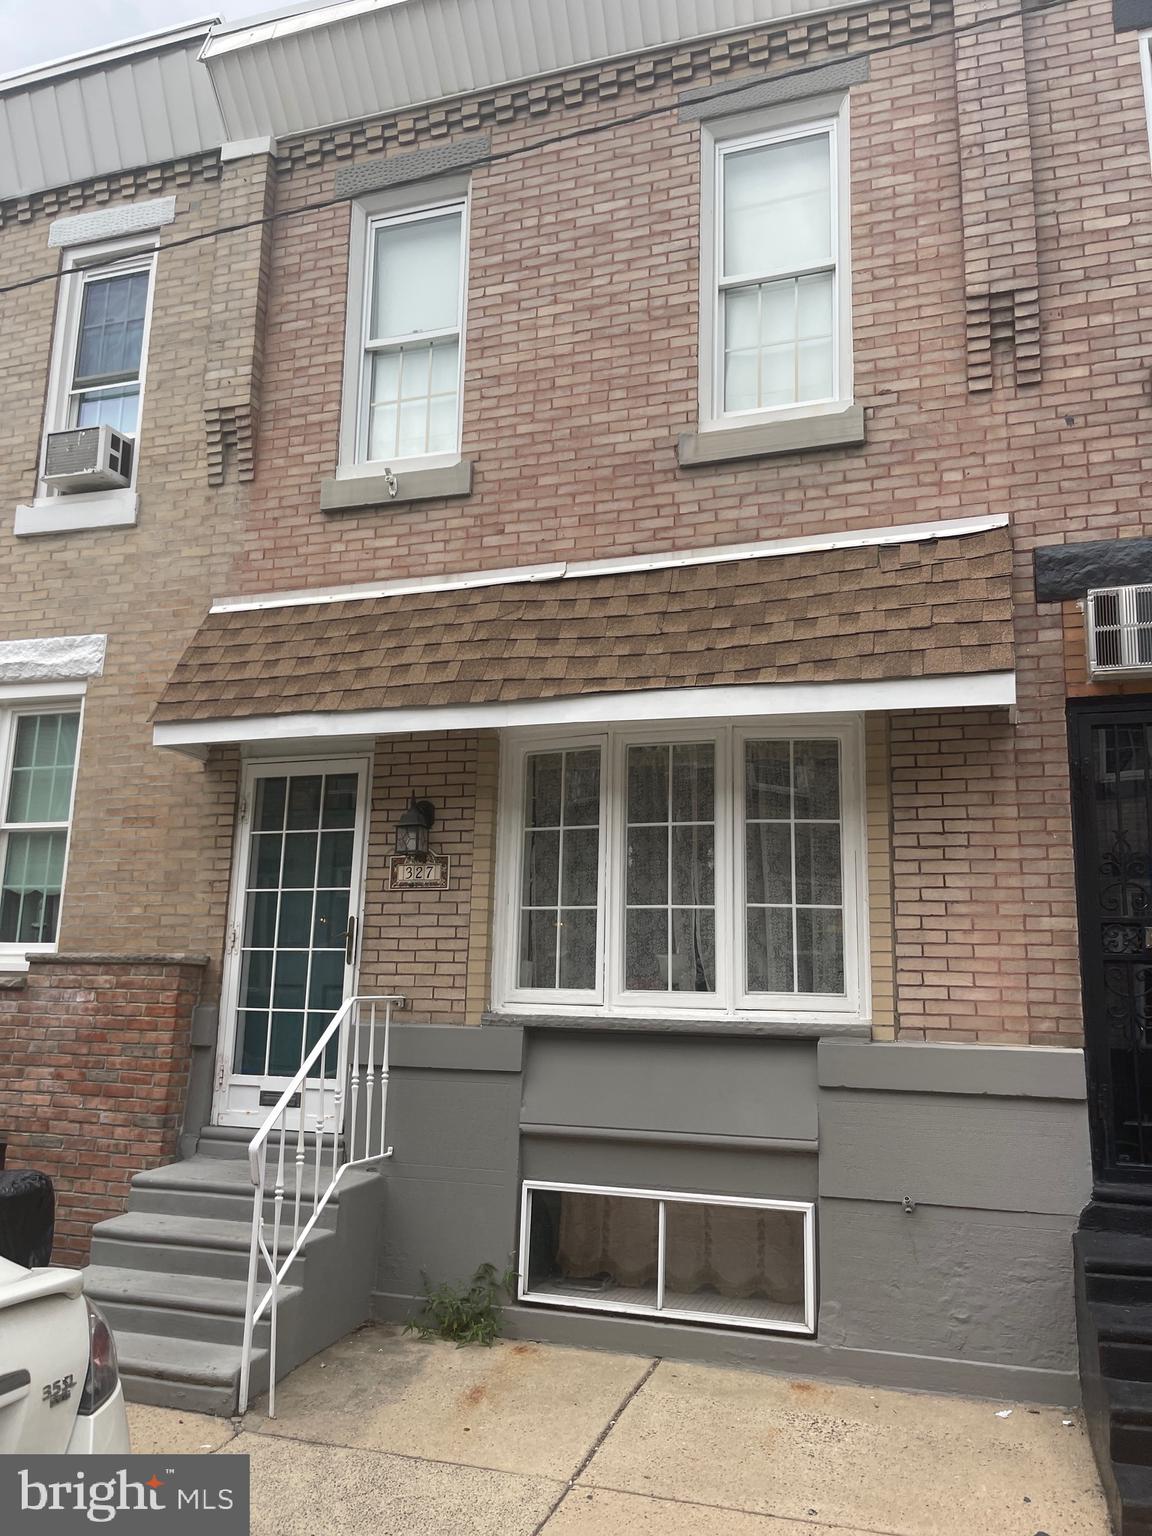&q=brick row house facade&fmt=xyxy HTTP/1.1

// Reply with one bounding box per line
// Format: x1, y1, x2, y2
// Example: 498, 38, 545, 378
2, 0, 1152, 1500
